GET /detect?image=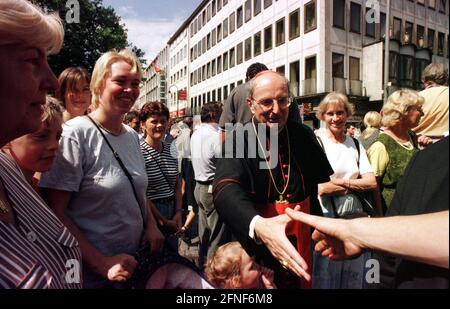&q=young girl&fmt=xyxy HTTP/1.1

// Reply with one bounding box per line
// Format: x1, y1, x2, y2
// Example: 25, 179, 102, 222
205, 242, 276, 289
3, 96, 63, 193
56, 66, 91, 123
